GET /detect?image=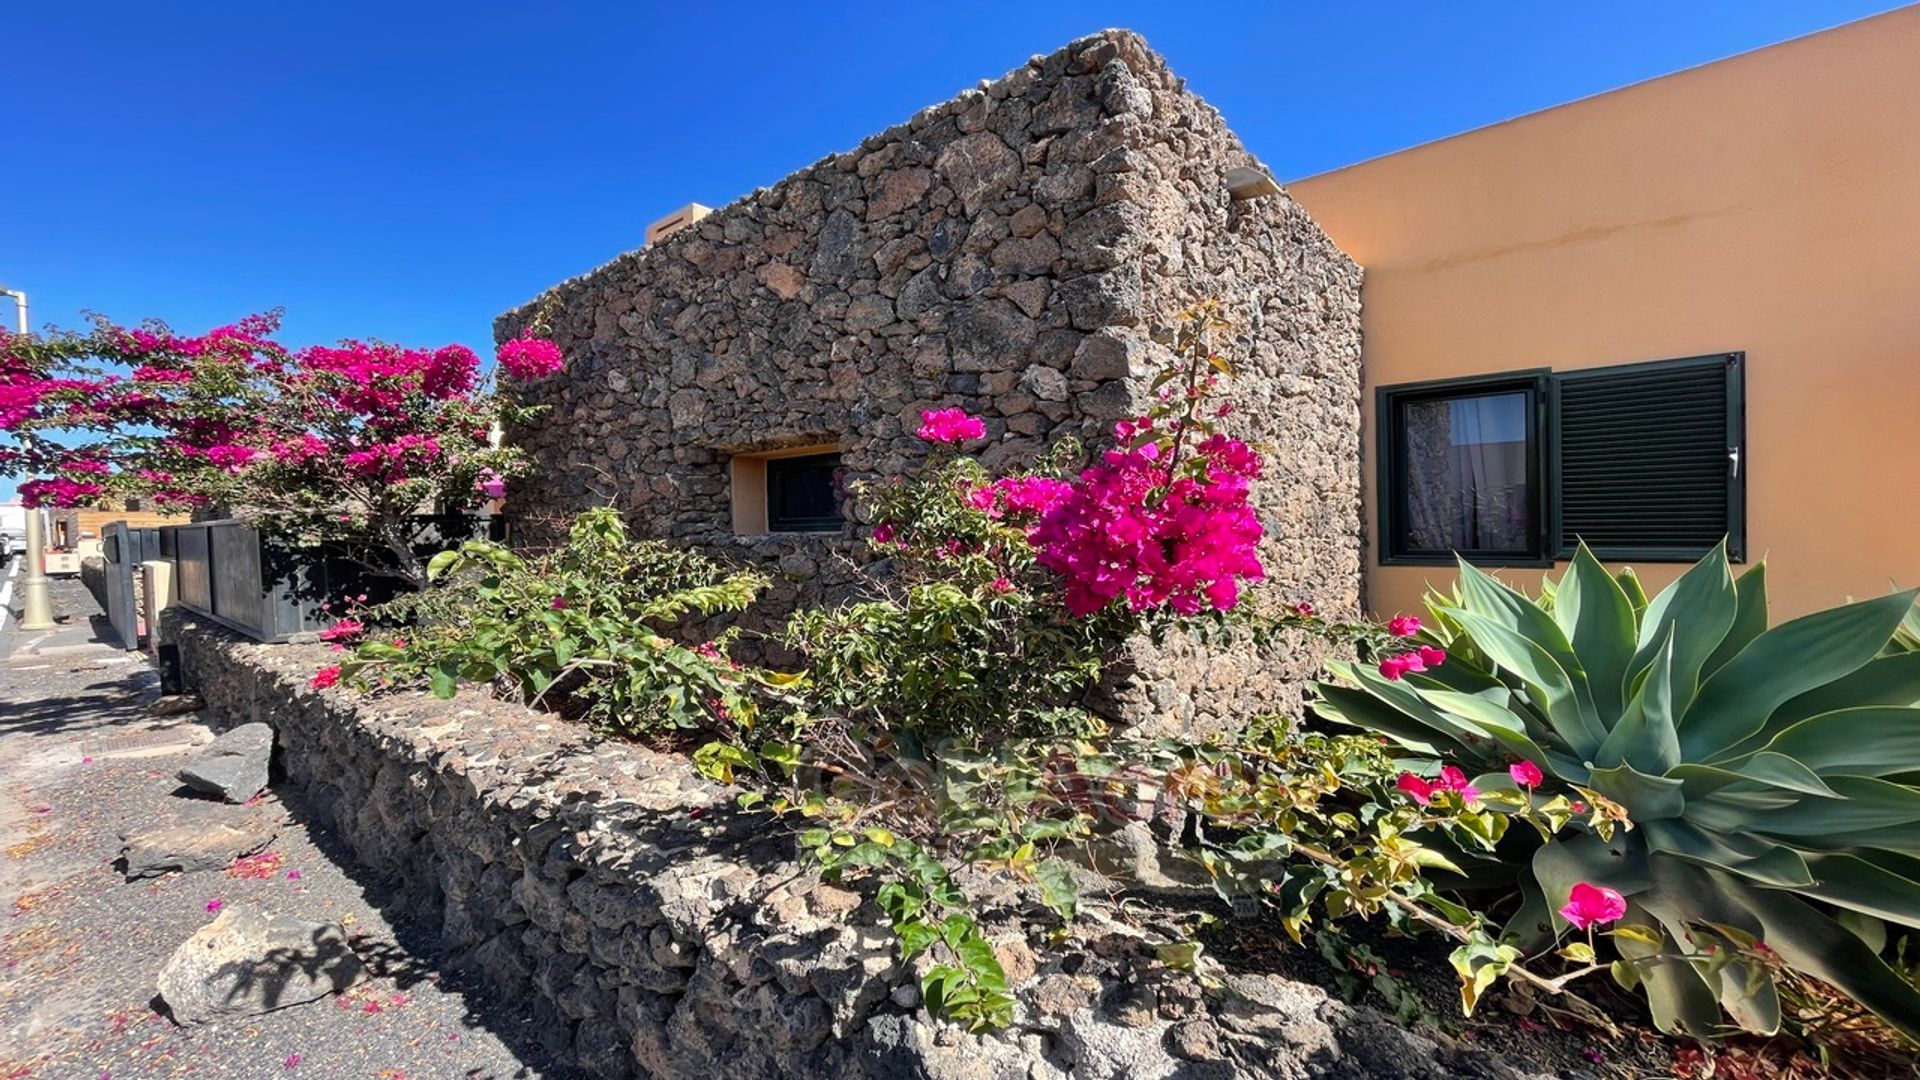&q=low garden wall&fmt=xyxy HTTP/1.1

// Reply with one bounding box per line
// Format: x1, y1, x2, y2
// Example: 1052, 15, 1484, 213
171, 609, 1539, 1079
